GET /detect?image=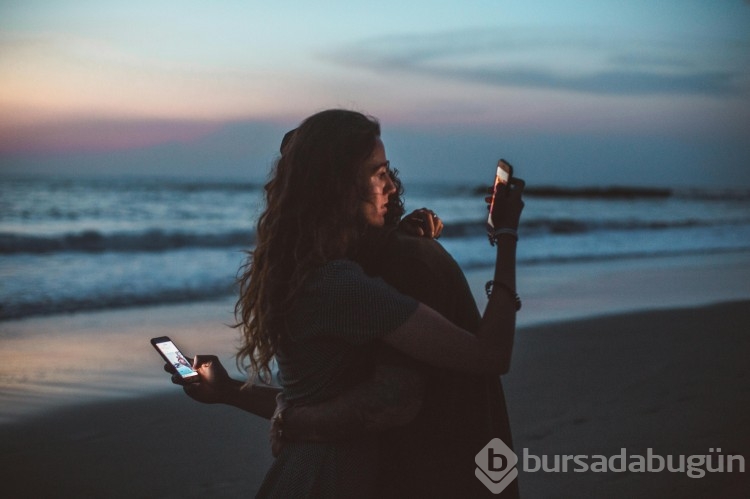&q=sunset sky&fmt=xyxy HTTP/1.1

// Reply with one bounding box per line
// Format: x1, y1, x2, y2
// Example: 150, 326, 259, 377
1, 0, 749, 186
